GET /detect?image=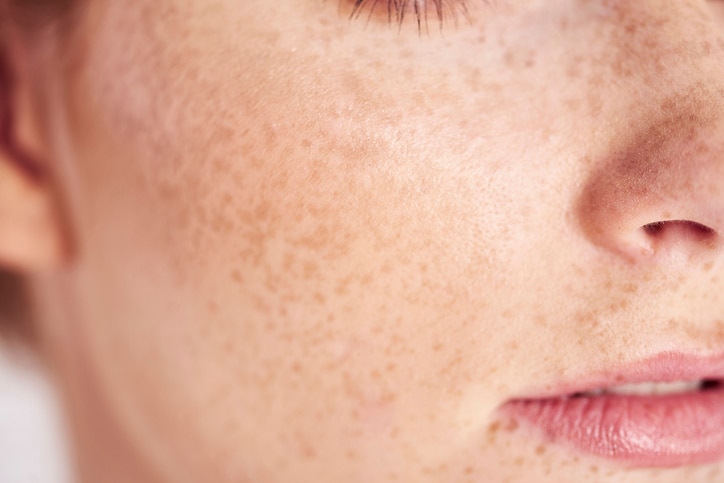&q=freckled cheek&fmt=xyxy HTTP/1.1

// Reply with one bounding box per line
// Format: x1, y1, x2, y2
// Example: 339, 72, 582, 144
166, 148, 493, 442
82, 37, 534, 455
